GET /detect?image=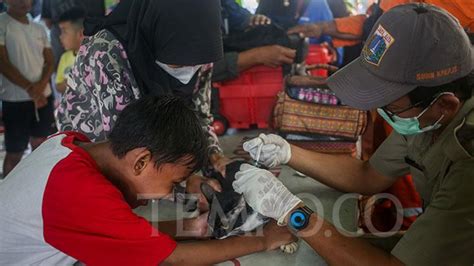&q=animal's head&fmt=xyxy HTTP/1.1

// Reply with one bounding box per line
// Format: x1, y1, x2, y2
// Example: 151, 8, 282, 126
201, 160, 268, 239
